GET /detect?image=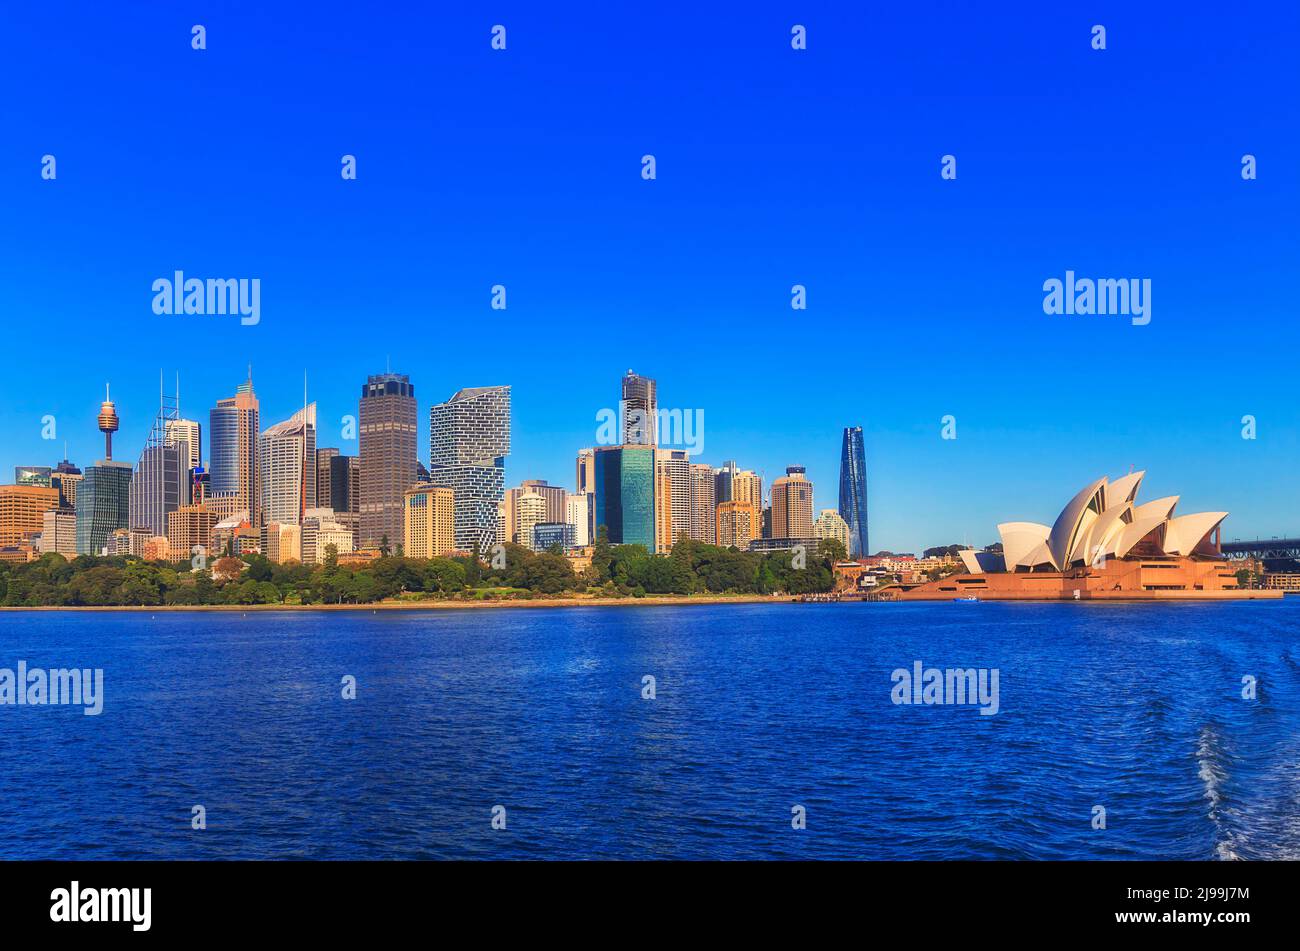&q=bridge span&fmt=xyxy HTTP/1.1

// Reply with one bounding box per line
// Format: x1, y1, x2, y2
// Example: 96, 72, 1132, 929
1220, 538, 1300, 559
